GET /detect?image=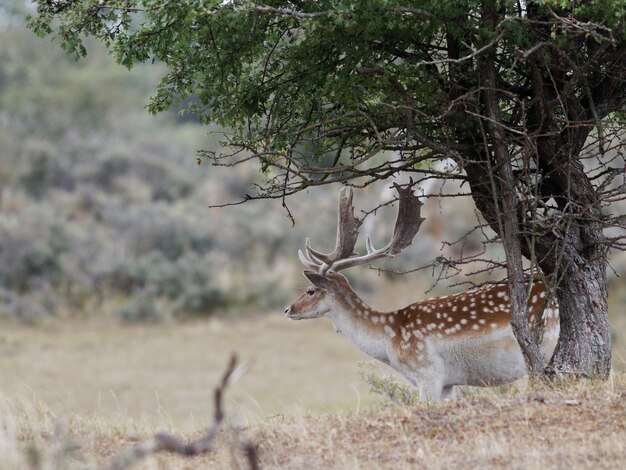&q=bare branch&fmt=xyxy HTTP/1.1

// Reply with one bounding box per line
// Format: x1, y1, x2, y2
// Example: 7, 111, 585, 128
107, 354, 256, 470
